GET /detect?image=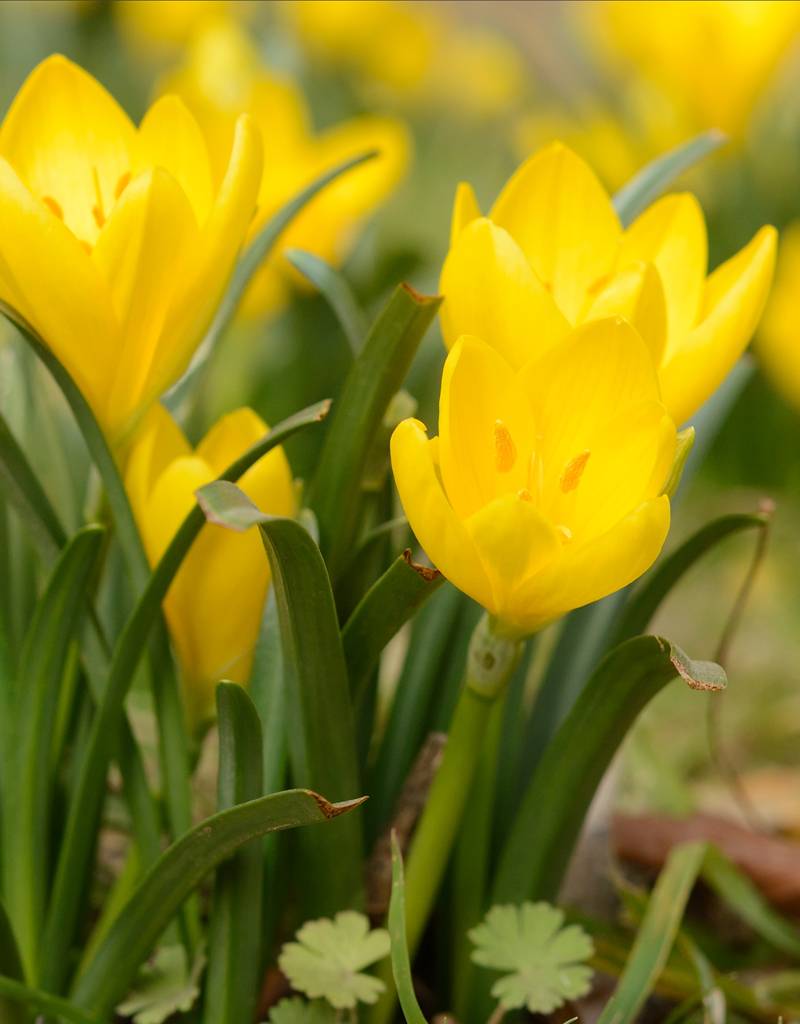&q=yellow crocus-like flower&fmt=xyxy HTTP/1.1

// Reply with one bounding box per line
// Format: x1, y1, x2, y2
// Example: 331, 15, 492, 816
126, 404, 295, 728
441, 143, 776, 427
757, 222, 800, 411
0, 55, 262, 447
161, 17, 409, 318
391, 320, 676, 637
